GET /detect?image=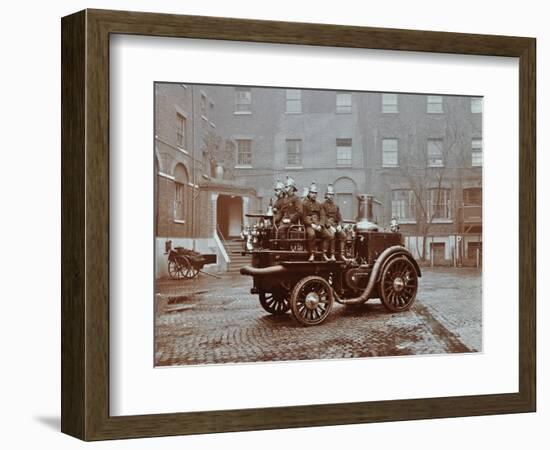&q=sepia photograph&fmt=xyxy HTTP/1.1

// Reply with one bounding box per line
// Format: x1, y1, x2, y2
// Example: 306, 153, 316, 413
153, 83, 483, 367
